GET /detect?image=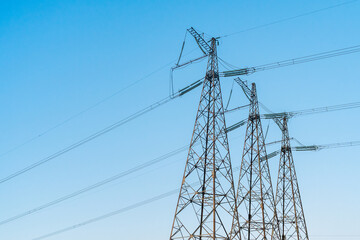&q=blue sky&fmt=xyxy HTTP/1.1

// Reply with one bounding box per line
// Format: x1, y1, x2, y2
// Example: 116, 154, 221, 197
1, 0, 360, 239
